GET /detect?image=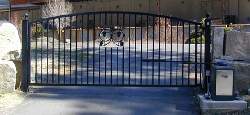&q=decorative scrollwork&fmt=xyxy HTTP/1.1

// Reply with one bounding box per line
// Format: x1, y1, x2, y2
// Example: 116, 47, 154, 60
99, 27, 125, 47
